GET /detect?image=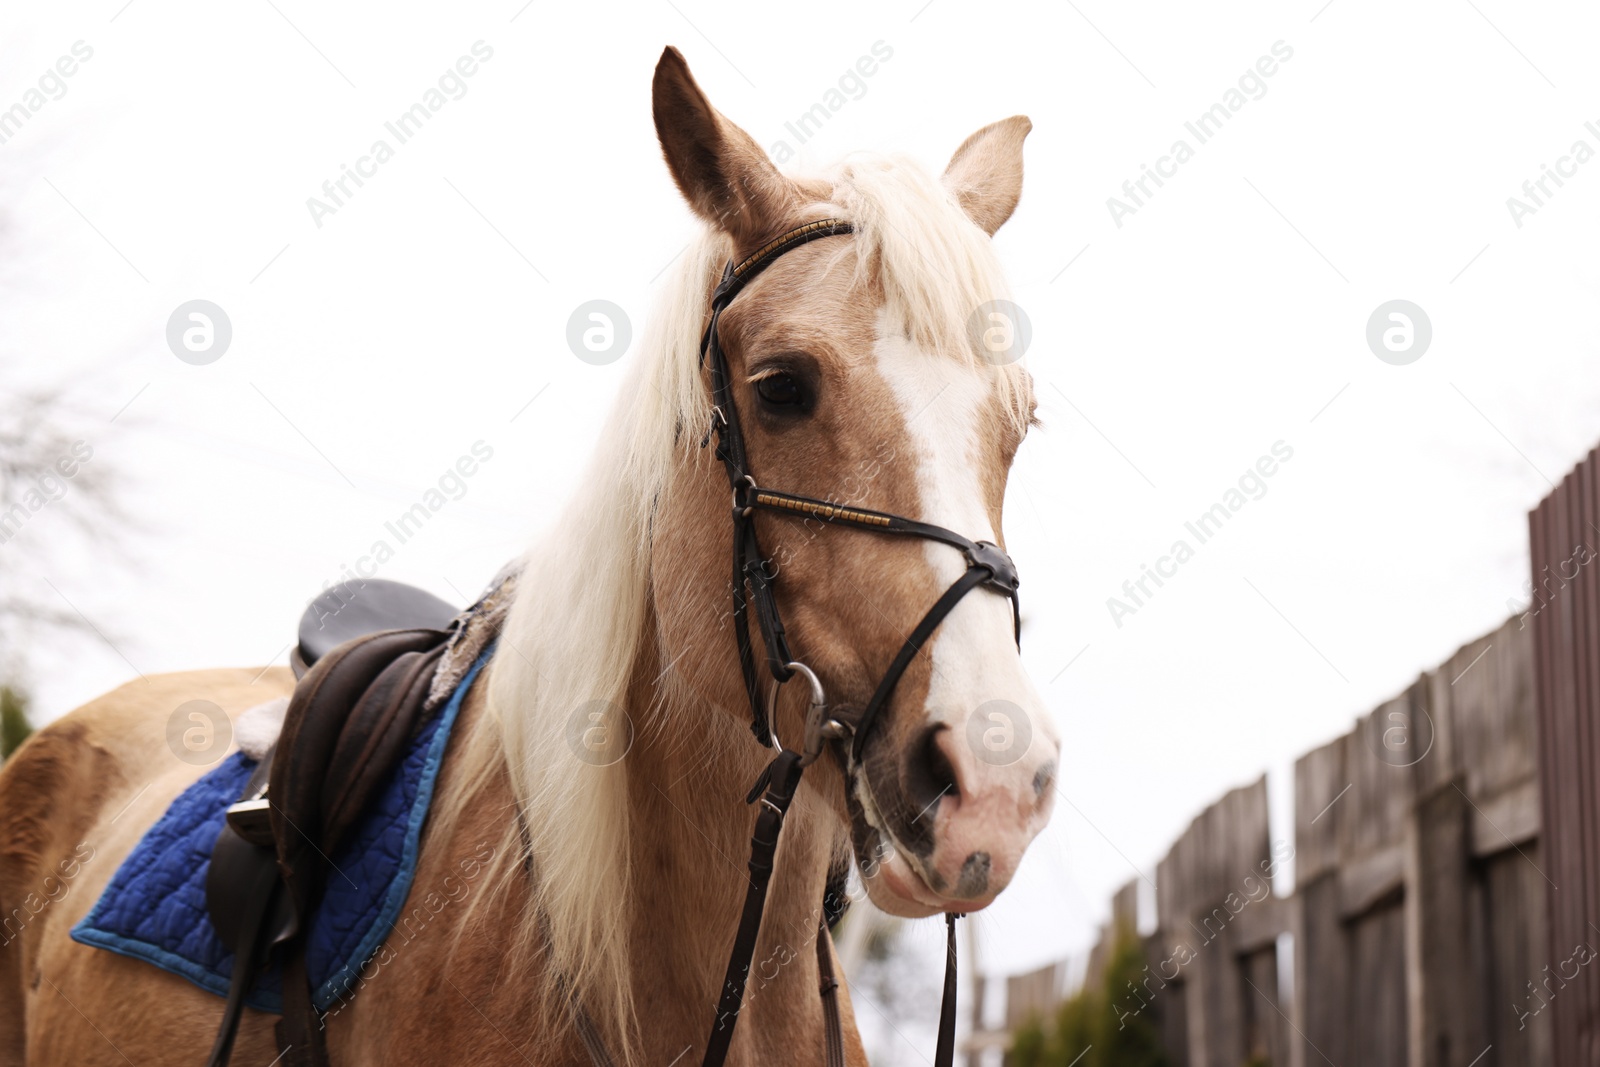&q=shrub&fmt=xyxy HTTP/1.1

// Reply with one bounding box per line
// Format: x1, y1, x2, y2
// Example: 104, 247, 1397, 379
1, 686, 31, 760
1006, 922, 1168, 1067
